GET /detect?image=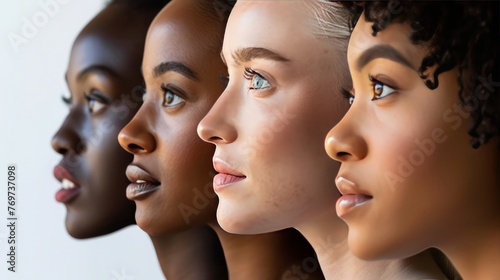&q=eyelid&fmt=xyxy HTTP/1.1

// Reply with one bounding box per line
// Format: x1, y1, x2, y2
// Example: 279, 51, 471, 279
243, 67, 273, 91
341, 88, 355, 105
160, 83, 188, 100
84, 89, 112, 104
369, 75, 397, 101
